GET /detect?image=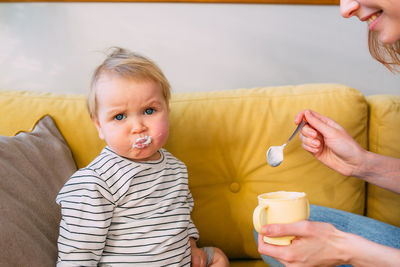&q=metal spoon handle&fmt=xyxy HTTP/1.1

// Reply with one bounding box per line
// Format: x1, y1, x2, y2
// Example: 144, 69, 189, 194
286, 120, 306, 144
